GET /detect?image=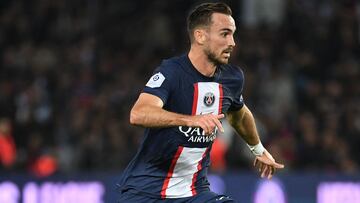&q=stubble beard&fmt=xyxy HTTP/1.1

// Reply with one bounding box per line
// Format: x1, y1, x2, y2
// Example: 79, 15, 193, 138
205, 48, 228, 66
